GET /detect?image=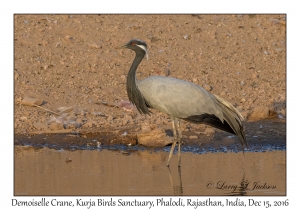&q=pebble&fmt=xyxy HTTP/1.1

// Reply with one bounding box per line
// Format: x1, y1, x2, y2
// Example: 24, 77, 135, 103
49, 121, 64, 130
164, 68, 170, 76
183, 35, 190, 40
83, 120, 96, 128
20, 116, 27, 121
33, 122, 48, 130
15, 73, 19, 80
137, 128, 173, 147
205, 127, 215, 134
189, 135, 198, 139
21, 97, 43, 107
203, 84, 212, 91
248, 106, 272, 121
252, 74, 258, 79
240, 98, 246, 103
226, 135, 235, 138
89, 43, 101, 49
121, 131, 128, 136
106, 115, 113, 122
